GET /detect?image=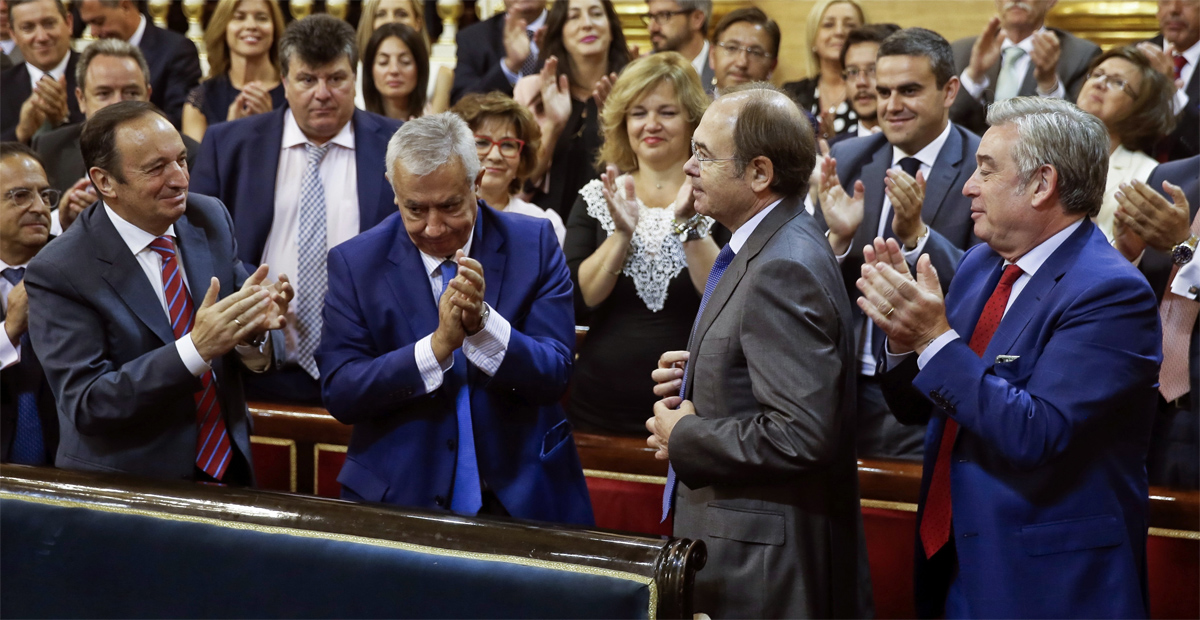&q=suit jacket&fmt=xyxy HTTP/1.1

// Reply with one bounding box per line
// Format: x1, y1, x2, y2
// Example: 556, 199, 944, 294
950, 28, 1101, 135
1139, 156, 1200, 302
138, 22, 203, 129
1148, 35, 1199, 161
0, 53, 86, 142
32, 121, 200, 193
451, 13, 538, 104
316, 203, 593, 526
24, 194, 282, 481
668, 196, 873, 618
882, 220, 1160, 618
0, 249, 58, 464
189, 107, 402, 267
